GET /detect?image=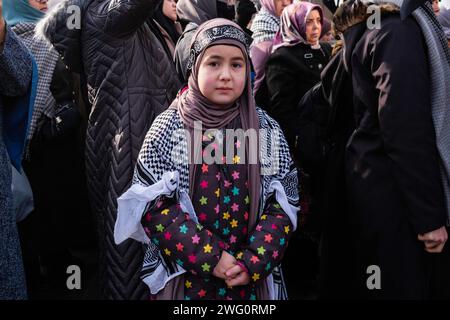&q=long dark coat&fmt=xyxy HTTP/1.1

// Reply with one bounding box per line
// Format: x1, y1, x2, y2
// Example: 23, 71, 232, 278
340, 12, 447, 299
